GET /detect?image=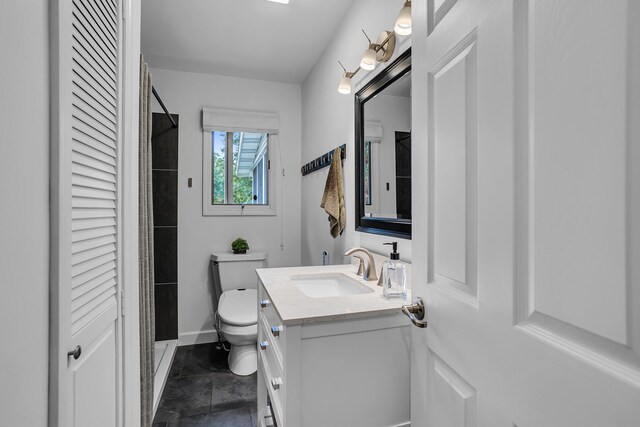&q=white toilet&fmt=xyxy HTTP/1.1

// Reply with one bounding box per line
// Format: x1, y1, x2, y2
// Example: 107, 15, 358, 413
211, 251, 267, 376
